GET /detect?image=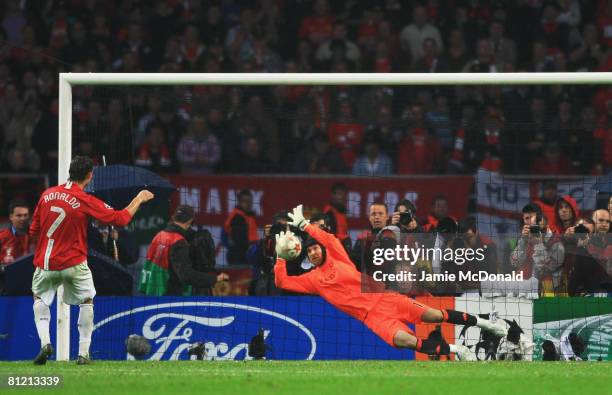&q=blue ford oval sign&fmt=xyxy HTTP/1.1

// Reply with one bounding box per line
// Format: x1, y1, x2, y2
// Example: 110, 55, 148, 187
93, 300, 316, 360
